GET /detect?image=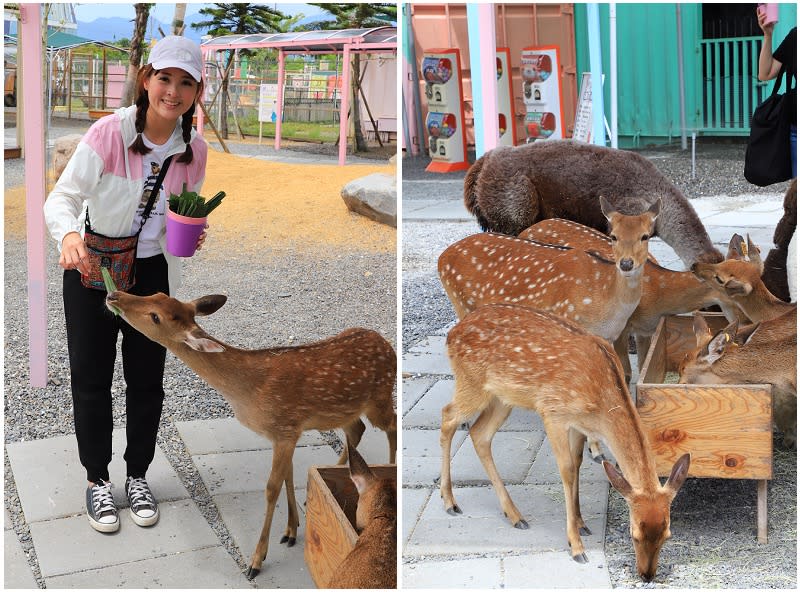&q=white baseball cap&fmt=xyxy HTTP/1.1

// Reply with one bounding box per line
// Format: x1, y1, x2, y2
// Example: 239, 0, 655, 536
147, 35, 203, 82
